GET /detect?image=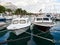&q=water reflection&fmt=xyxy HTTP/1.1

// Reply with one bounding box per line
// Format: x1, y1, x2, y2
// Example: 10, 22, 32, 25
0, 20, 60, 45
0, 31, 11, 45
32, 25, 55, 45
50, 21, 60, 45
27, 28, 36, 45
